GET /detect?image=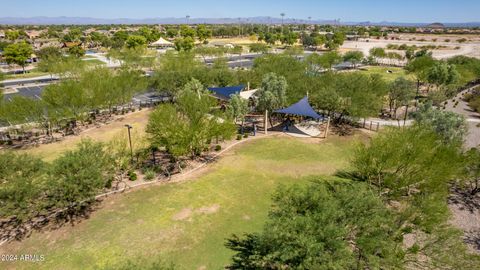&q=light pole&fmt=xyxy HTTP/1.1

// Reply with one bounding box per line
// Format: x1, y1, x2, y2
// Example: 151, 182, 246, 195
186, 15, 190, 25
125, 124, 133, 162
